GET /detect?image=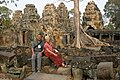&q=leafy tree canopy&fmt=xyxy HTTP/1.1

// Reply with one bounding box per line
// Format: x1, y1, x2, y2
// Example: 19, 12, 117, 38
0, 6, 12, 19
104, 0, 120, 29
0, 6, 12, 31
0, 0, 19, 6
